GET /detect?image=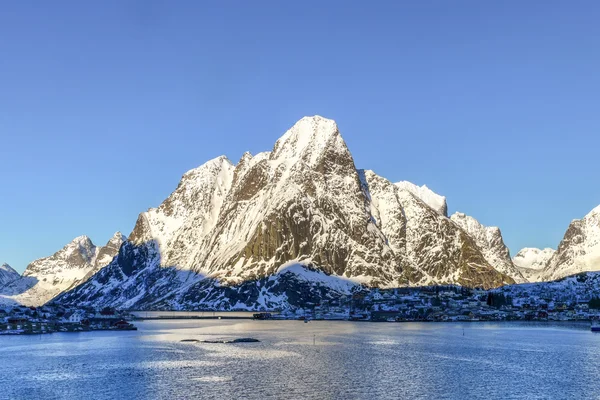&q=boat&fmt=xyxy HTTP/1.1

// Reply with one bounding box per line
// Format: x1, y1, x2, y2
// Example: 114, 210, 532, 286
591, 320, 600, 332
112, 320, 138, 331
